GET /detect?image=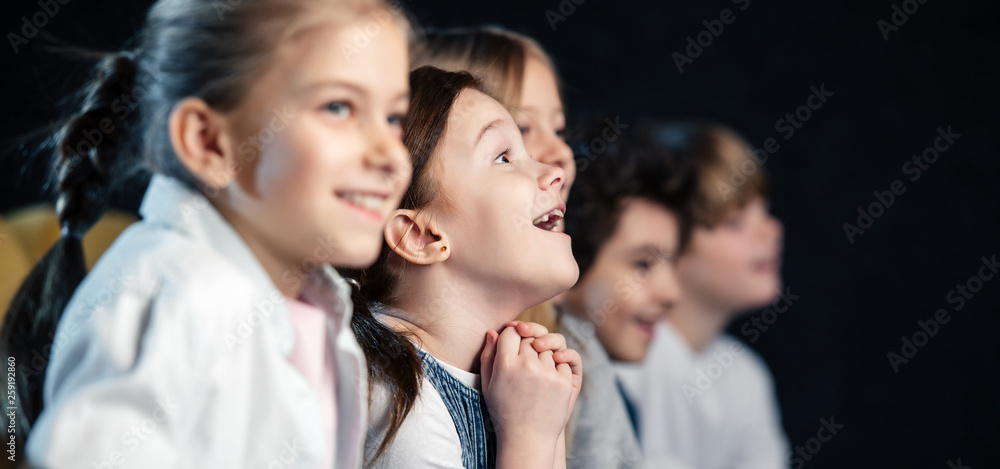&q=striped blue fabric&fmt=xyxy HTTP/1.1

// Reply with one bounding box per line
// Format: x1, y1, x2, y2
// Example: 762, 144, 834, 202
419, 351, 497, 469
